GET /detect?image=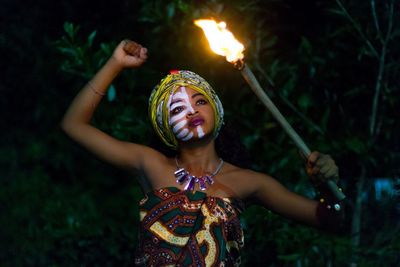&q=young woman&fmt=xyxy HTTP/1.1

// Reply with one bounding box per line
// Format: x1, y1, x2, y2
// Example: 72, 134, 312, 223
61, 40, 343, 266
